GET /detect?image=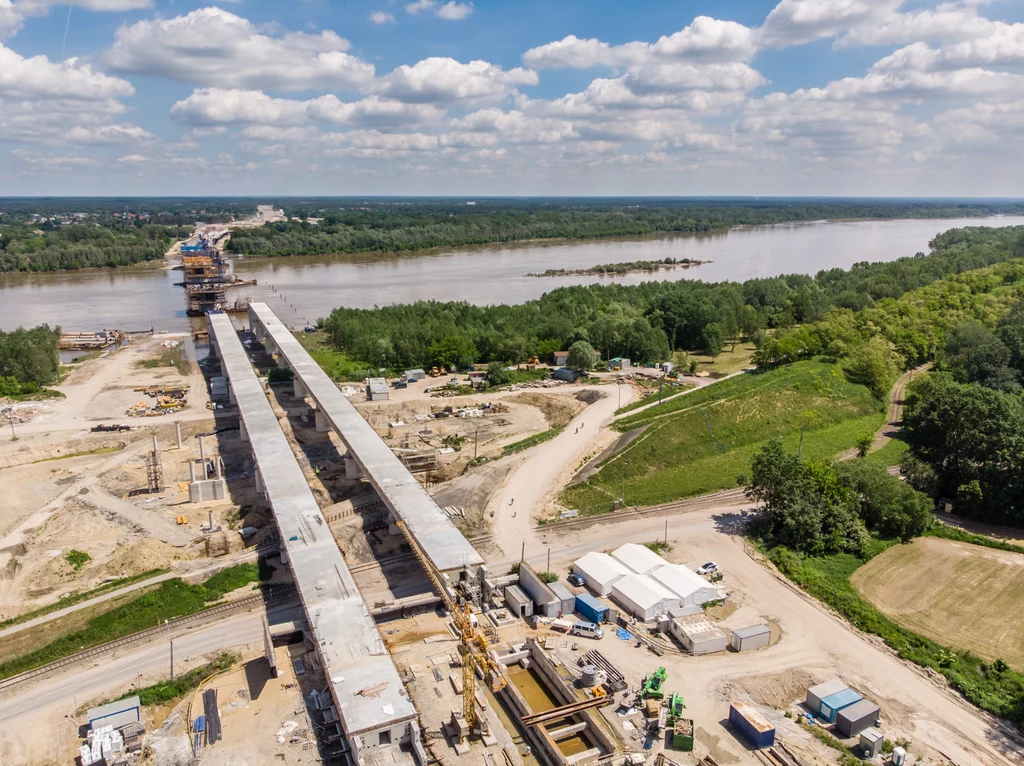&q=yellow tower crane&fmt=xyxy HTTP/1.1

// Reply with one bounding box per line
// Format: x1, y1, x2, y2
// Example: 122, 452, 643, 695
394, 520, 505, 740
